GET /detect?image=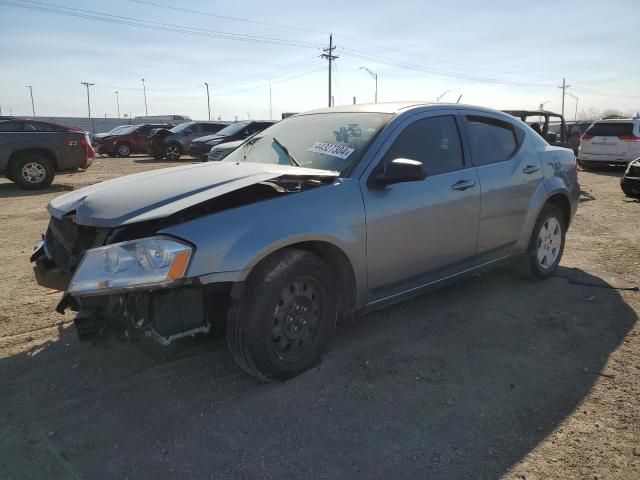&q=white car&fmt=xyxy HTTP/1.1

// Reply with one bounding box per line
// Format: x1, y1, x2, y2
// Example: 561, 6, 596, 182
578, 117, 640, 169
